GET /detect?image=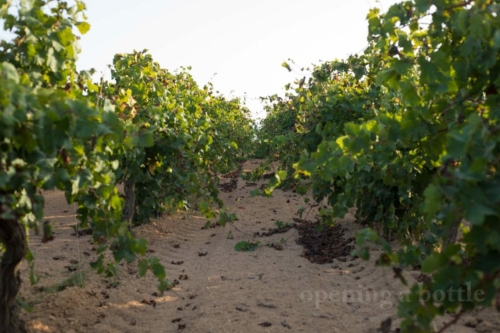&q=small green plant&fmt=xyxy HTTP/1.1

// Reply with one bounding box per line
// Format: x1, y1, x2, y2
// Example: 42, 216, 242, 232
16, 297, 35, 313
227, 231, 233, 239
275, 220, 292, 229
45, 272, 86, 293
106, 279, 121, 289
234, 241, 260, 252
42, 221, 54, 243
241, 162, 270, 181
249, 170, 287, 197
218, 211, 237, 227
297, 206, 306, 218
